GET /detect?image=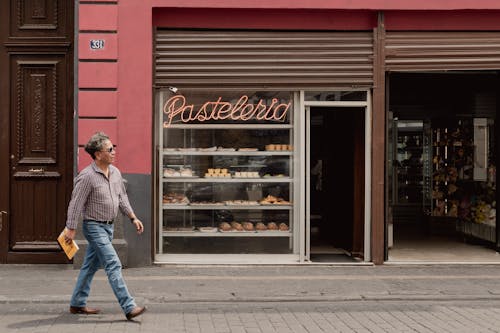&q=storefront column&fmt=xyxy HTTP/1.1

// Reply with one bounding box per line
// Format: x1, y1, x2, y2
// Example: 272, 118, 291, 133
371, 13, 386, 264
